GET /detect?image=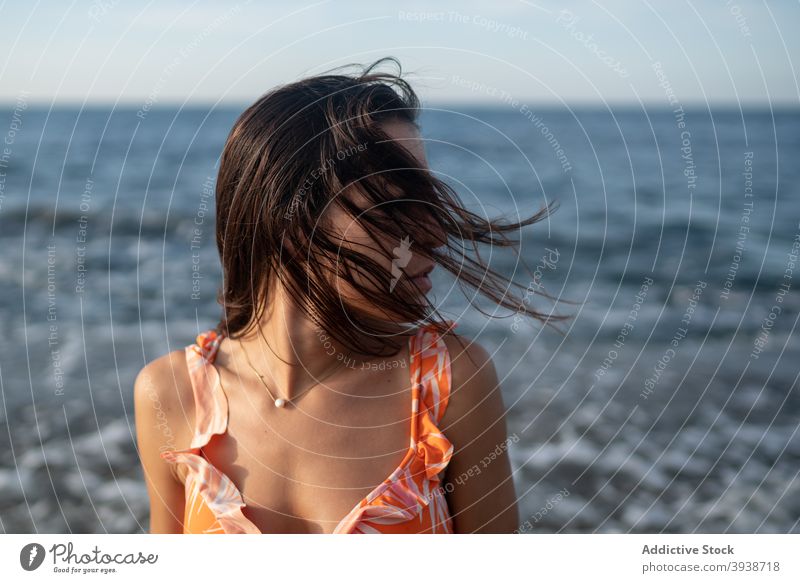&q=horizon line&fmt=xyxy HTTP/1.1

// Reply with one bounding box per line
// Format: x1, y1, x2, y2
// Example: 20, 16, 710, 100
1, 99, 798, 111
